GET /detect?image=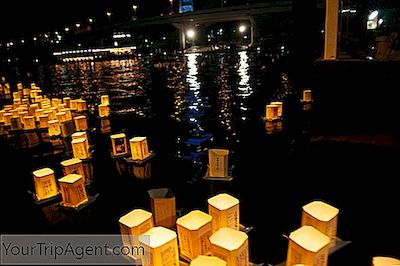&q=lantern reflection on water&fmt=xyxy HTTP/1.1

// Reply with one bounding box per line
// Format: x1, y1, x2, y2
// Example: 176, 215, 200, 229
286, 225, 330, 266
59, 174, 88, 208
209, 227, 249, 266
176, 210, 212, 260
208, 193, 240, 232
32, 168, 59, 201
